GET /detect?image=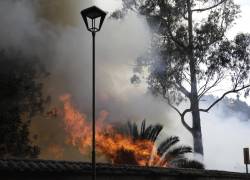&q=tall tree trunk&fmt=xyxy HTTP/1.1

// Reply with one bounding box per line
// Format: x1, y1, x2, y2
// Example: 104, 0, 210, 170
190, 60, 204, 155
191, 98, 204, 155
187, 0, 204, 155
